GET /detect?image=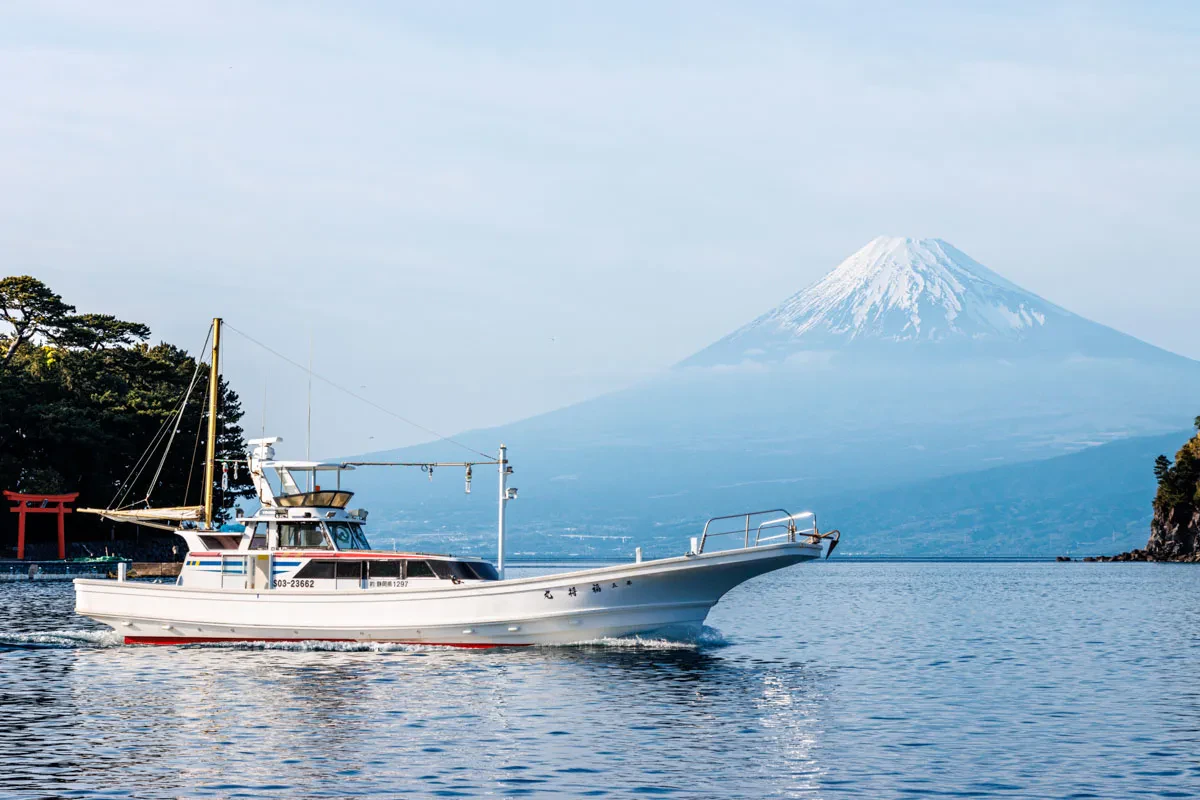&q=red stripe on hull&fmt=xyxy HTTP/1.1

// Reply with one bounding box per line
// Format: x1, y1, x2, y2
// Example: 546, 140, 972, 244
189, 551, 429, 559
123, 635, 523, 648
